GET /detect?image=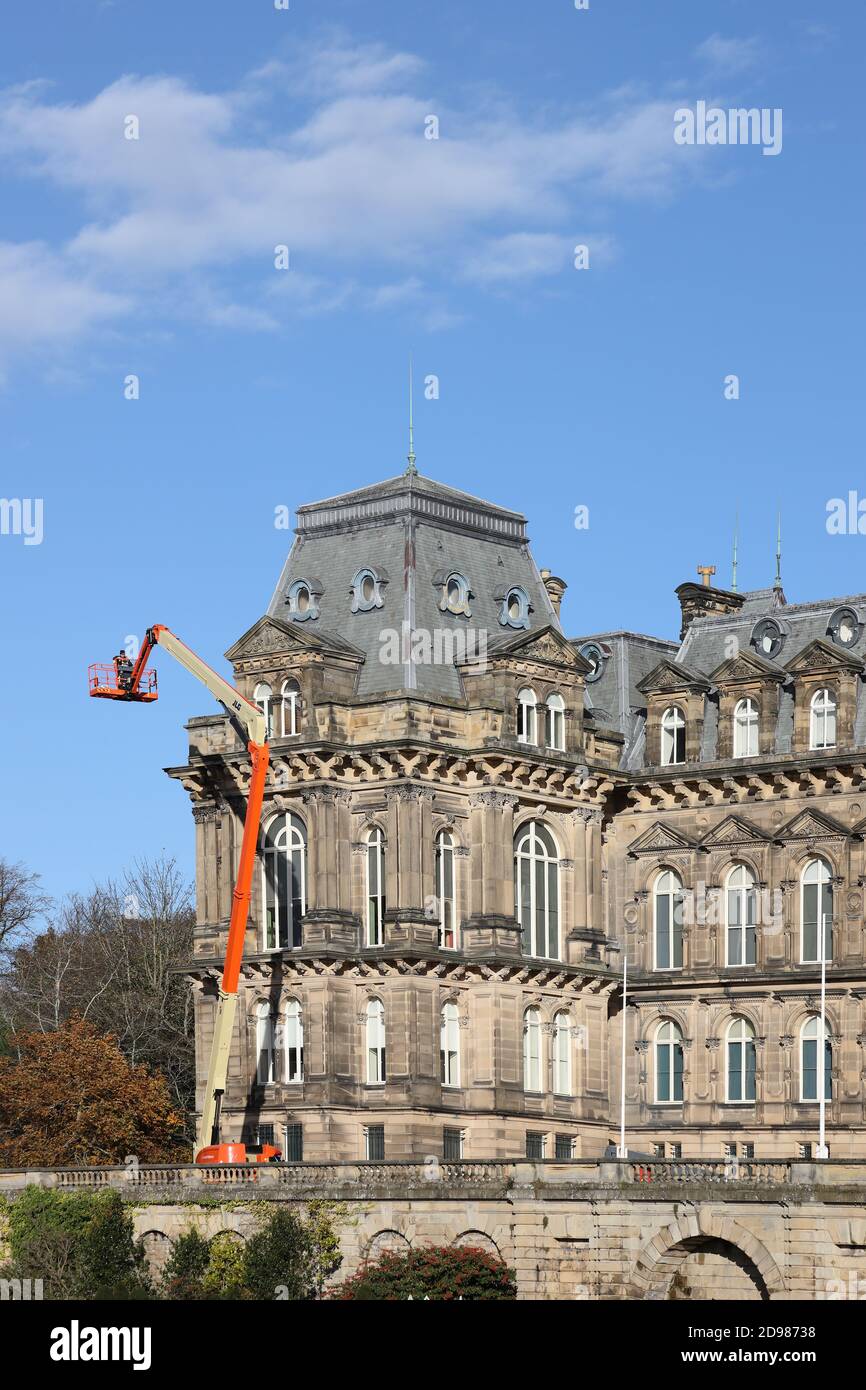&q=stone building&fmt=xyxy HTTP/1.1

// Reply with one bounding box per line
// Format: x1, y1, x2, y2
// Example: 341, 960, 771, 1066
172, 467, 866, 1162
